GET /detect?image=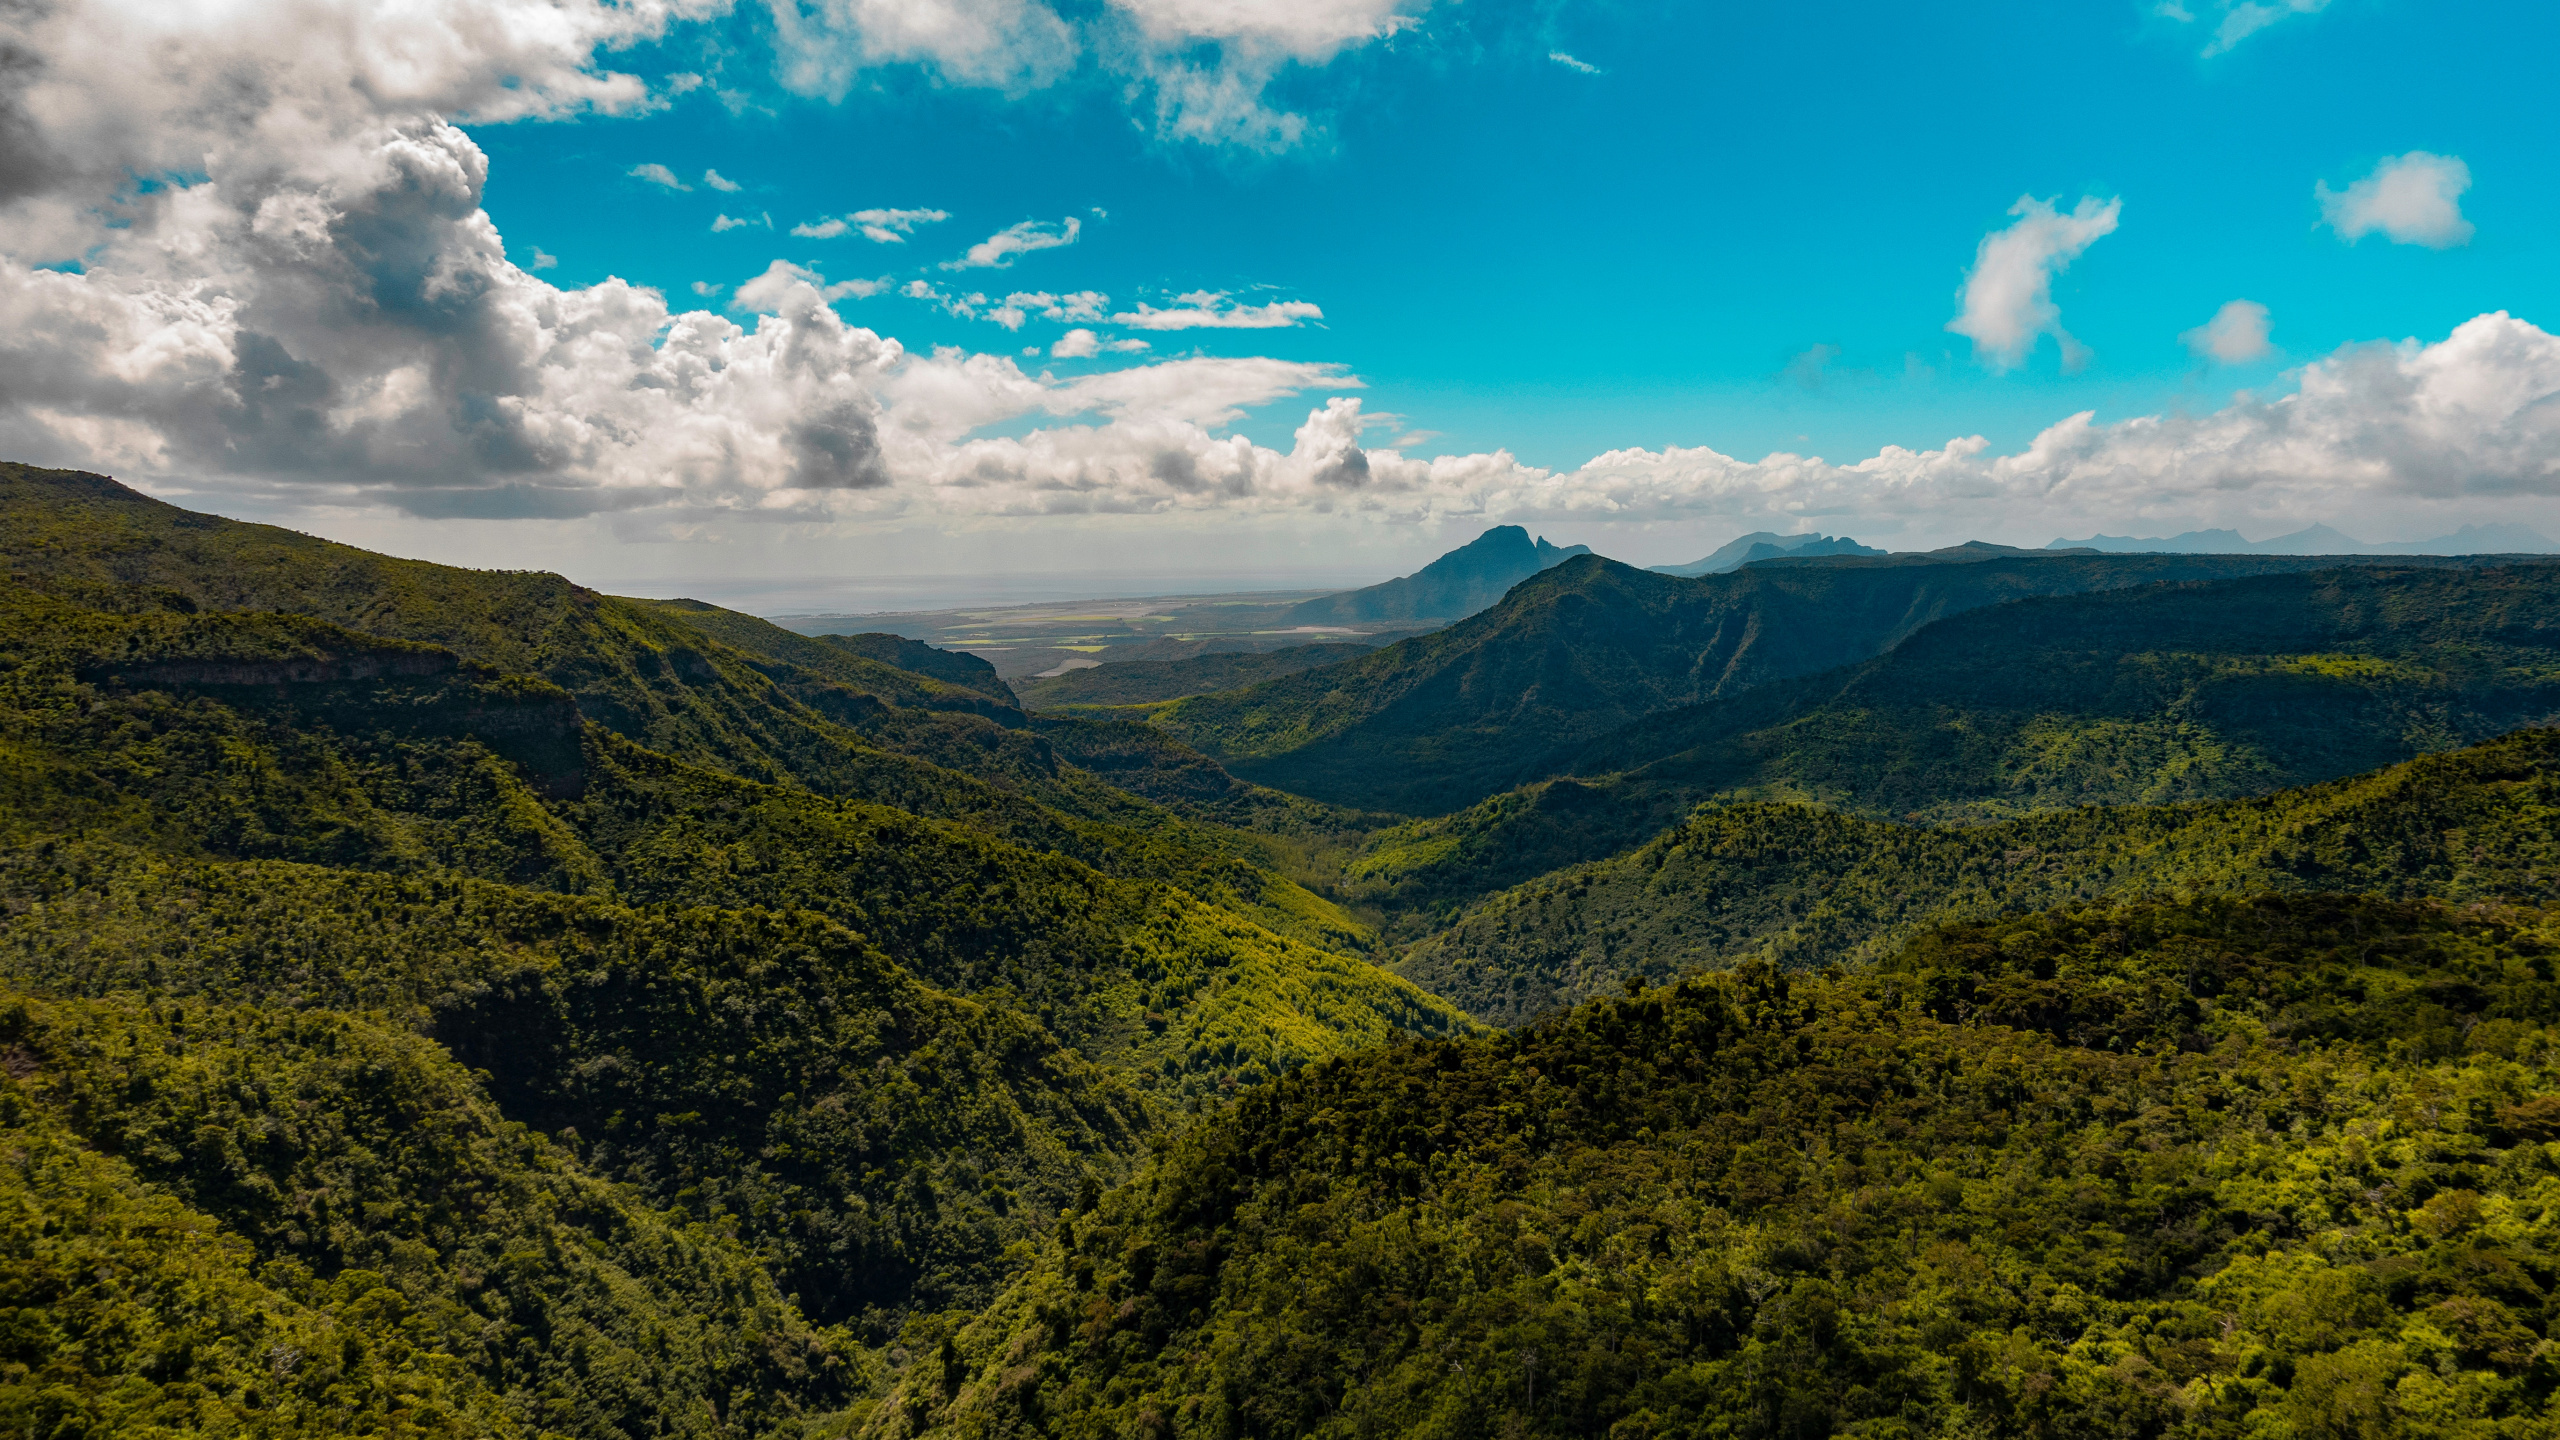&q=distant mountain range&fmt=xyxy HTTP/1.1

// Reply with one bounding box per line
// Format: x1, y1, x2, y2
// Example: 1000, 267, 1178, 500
2048, 520, 2559, 555
1648, 530, 1887, 576
1286, 524, 1590, 624
1157, 549, 2457, 815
